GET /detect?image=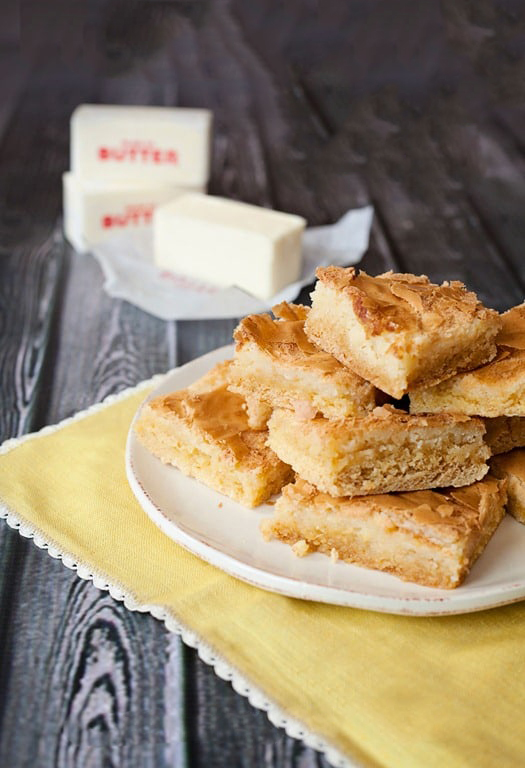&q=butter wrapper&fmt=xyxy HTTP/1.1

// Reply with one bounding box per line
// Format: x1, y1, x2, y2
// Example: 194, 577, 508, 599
90, 206, 374, 320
